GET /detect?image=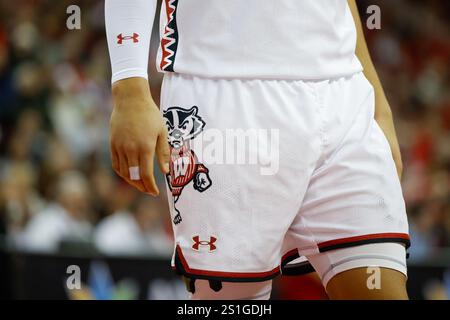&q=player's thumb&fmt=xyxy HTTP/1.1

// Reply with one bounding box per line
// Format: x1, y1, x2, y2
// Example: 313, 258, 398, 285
156, 128, 170, 174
